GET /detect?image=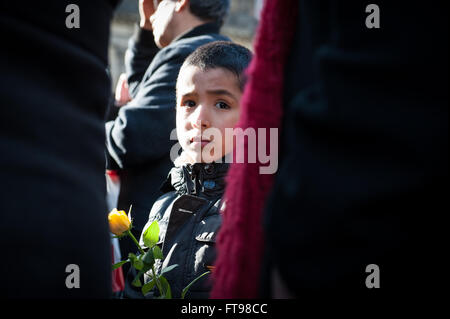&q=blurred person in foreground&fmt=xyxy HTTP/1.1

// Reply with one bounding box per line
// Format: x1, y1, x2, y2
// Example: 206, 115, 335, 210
0, 0, 120, 298
212, 0, 448, 298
